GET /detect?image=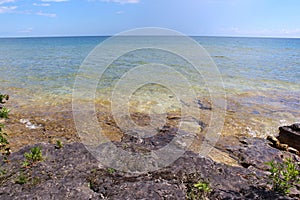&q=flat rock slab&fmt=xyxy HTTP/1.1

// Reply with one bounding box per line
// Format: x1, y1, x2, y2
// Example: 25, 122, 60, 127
225, 137, 298, 171
0, 132, 299, 199
278, 123, 300, 151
